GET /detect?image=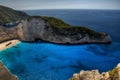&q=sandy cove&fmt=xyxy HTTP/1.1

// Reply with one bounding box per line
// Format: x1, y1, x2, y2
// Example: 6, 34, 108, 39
0, 40, 20, 51
0, 40, 20, 80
